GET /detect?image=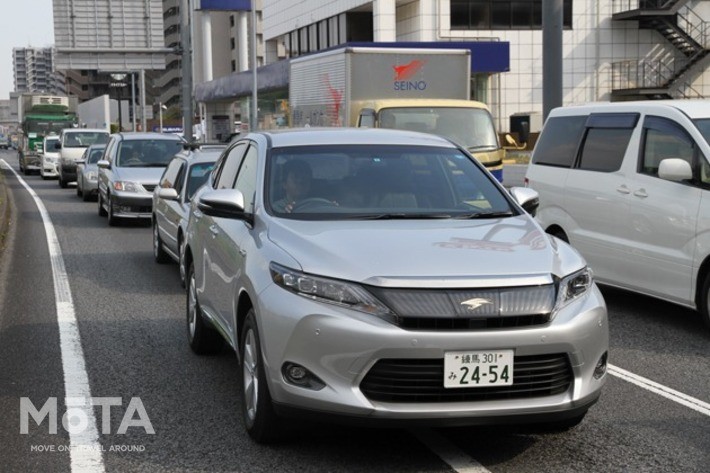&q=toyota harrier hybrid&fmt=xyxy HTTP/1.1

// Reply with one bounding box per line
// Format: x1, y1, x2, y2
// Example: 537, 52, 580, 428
183, 128, 608, 443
